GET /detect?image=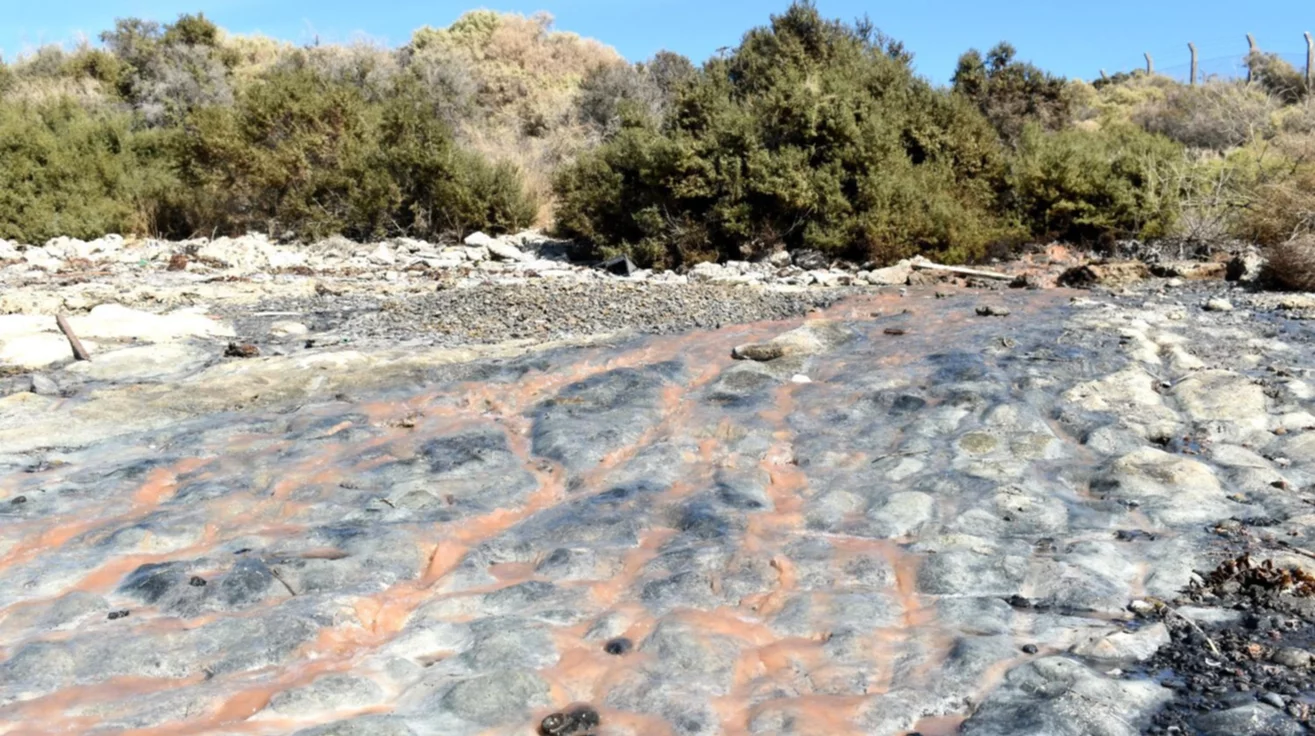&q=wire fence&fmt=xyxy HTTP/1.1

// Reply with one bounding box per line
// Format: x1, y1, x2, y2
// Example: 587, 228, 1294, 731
1144, 51, 1310, 84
